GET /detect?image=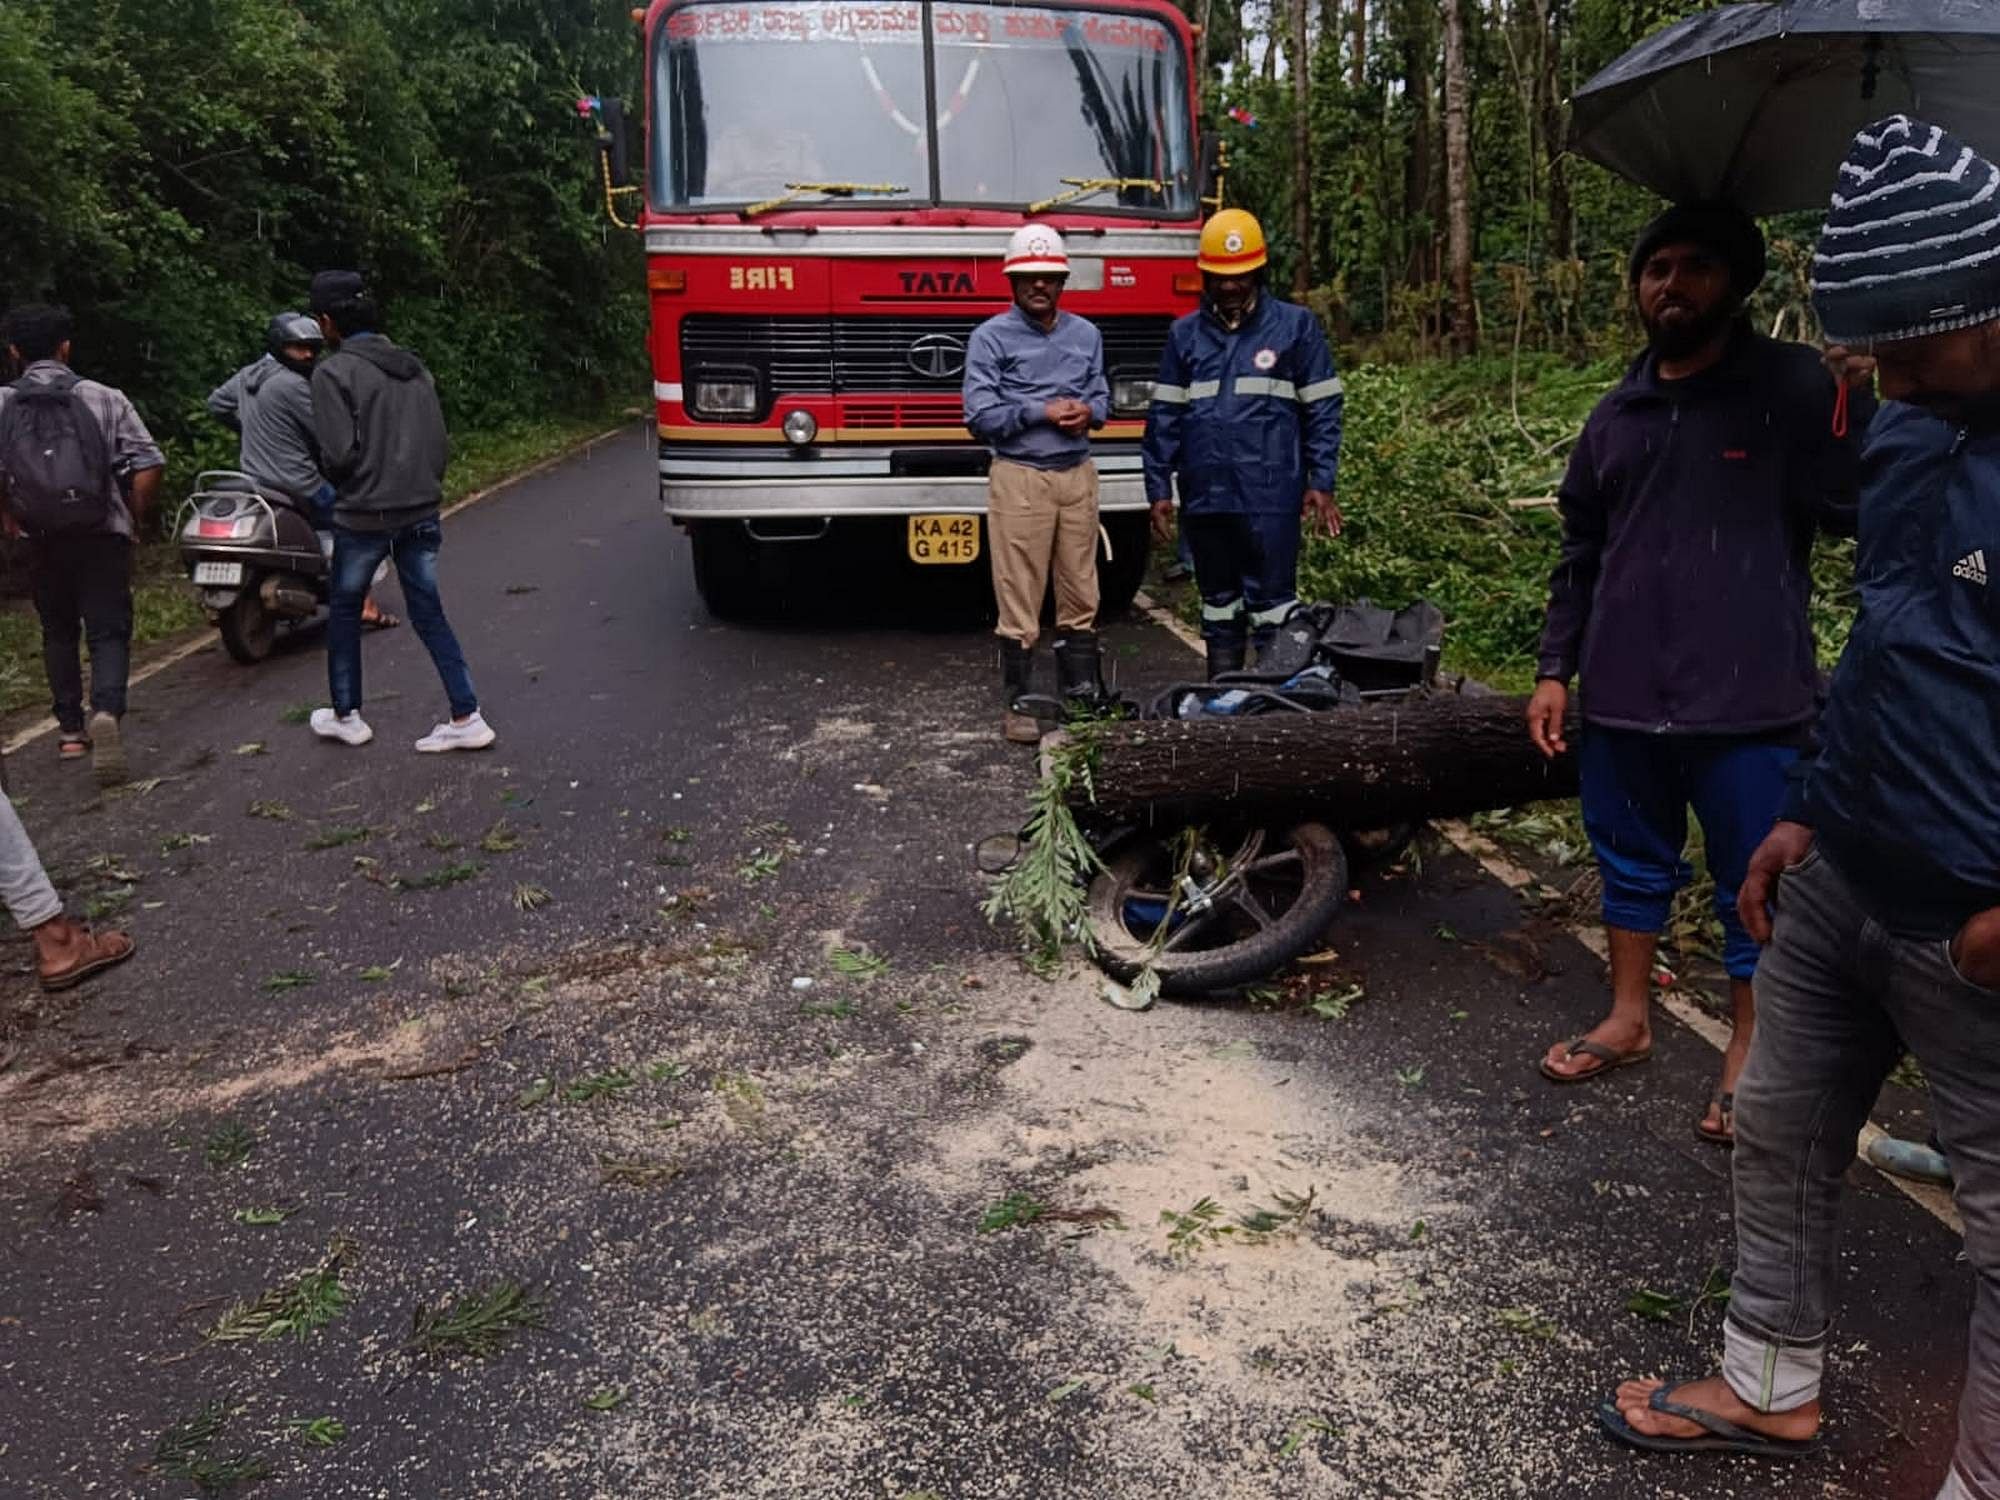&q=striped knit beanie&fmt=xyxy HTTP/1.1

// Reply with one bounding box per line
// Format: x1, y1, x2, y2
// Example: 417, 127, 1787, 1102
1813, 115, 2000, 347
